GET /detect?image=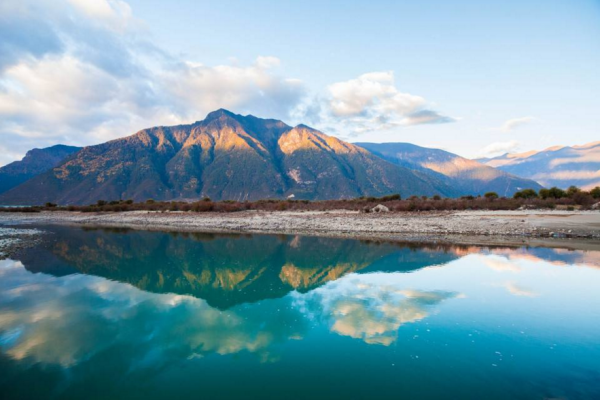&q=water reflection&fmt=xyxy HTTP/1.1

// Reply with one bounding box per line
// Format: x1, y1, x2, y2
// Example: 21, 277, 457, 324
0, 226, 599, 400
